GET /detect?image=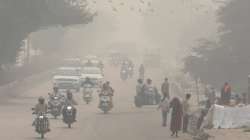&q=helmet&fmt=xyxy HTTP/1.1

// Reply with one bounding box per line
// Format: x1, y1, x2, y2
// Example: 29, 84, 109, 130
164, 77, 168, 81
147, 78, 152, 84
38, 97, 45, 104
86, 77, 90, 81
67, 90, 73, 99
53, 86, 58, 93
137, 79, 143, 84
106, 81, 110, 85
